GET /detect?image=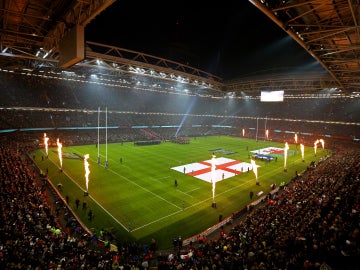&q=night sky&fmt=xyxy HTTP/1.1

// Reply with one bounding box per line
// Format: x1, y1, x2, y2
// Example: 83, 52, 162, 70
85, 0, 321, 80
